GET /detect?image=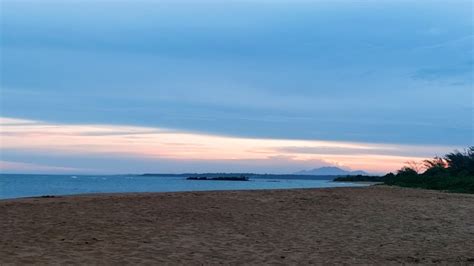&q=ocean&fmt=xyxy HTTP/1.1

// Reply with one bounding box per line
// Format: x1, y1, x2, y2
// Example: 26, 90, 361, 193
0, 174, 367, 199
